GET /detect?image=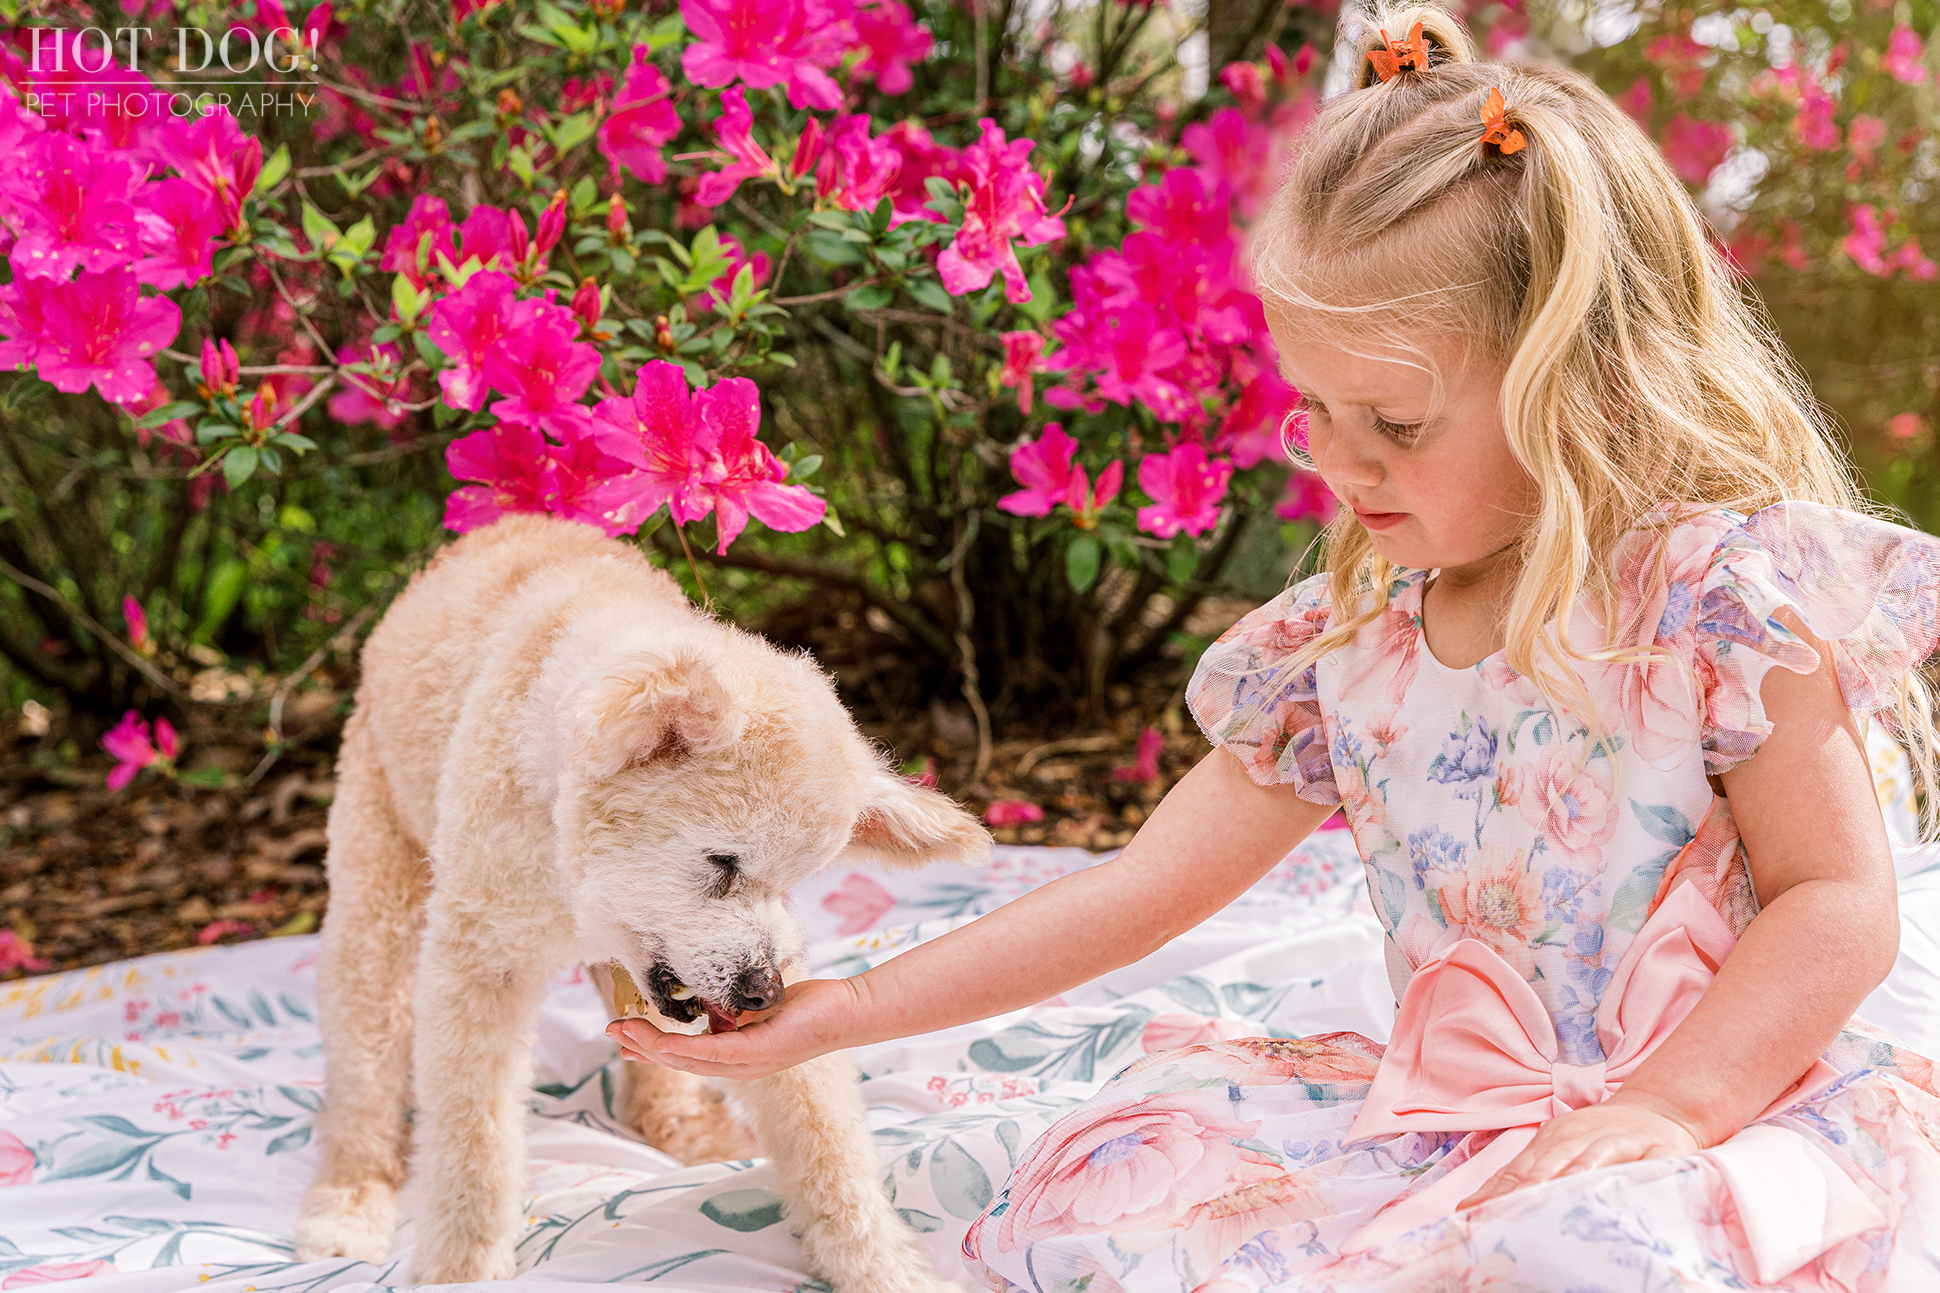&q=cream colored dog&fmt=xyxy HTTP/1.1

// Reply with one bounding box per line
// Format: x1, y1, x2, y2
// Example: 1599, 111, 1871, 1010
293, 515, 988, 1291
